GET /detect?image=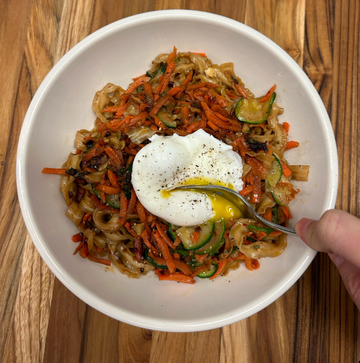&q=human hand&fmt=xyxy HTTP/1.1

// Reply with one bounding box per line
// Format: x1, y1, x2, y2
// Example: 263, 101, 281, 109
295, 209, 360, 310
